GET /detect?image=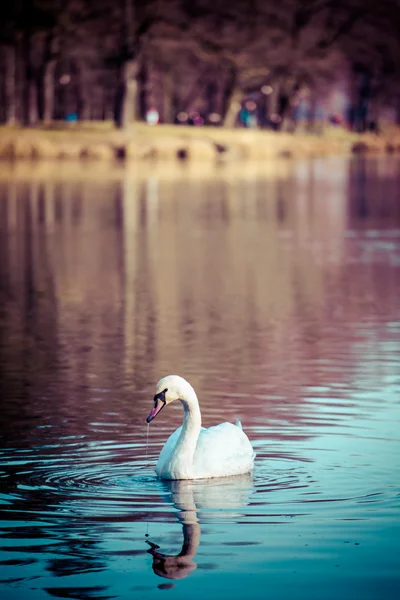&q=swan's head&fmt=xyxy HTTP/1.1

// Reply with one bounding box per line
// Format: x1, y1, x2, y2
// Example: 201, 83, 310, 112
146, 375, 193, 423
